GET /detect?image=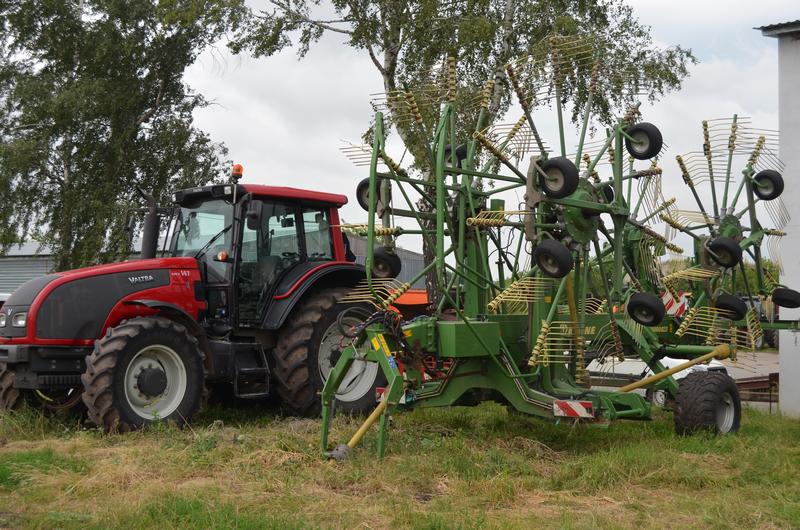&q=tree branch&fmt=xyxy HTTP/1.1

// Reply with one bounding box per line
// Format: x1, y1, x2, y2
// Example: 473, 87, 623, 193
342, 1, 386, 75
268, 0, 354, 35
136, 81, 164, 127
